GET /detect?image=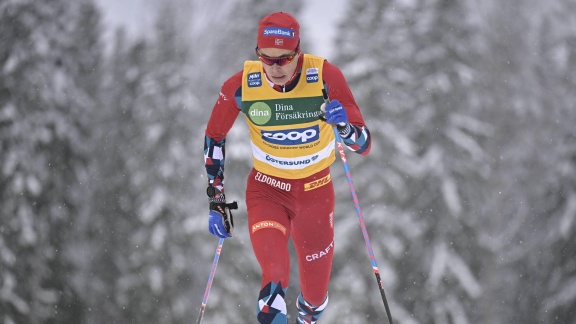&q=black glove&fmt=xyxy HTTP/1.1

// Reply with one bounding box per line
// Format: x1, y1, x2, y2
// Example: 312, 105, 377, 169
207, 186, 238, 238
